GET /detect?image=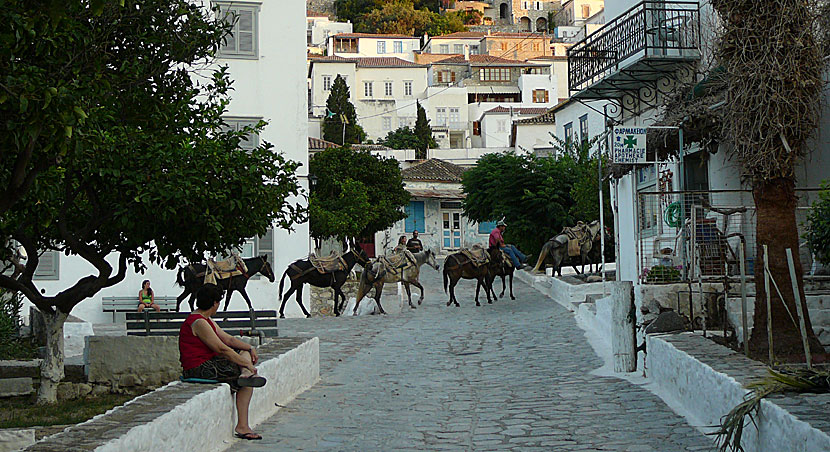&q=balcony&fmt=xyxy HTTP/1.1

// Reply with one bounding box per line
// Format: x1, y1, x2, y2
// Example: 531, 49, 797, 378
567, 1, 700, 99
